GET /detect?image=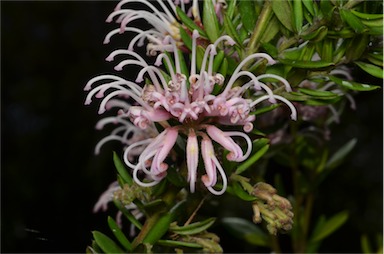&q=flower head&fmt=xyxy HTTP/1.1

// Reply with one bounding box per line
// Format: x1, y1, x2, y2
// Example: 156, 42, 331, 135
104, 0, 204, 56
86, 30, 296, 195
